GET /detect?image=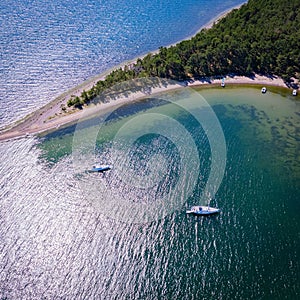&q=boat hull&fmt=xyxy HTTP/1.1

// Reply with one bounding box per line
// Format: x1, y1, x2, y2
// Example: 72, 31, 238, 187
186, 206, 220, 216
88, 165, 112, 173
